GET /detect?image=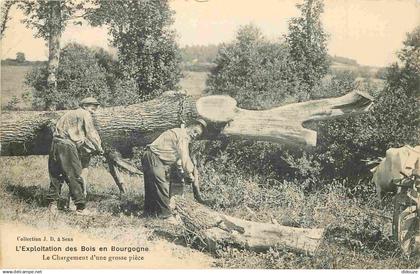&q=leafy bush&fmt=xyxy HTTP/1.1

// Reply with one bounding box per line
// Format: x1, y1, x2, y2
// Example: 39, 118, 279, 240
25, 43, 140, 109
89, 0, 182, 101
206, 24, 310, 109
311, 26, 420, 184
